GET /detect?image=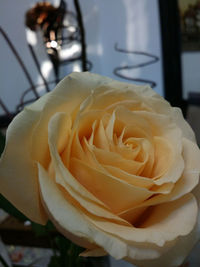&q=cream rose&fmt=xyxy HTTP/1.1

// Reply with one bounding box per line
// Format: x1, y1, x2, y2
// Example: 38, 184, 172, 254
0, 72, 200, 266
